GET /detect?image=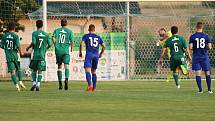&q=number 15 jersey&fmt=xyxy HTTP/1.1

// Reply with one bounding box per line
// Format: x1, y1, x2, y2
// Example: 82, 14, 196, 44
82, 33, 103, 57
189, 32, 211, 59
53, 27, 73, 55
